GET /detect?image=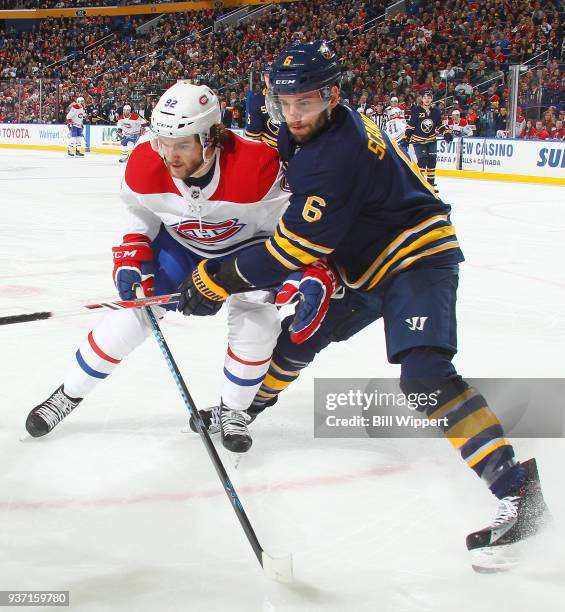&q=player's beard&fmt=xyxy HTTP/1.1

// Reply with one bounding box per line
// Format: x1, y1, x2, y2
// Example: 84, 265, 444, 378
288, 111, 330, 144
164, 155, 206, 180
